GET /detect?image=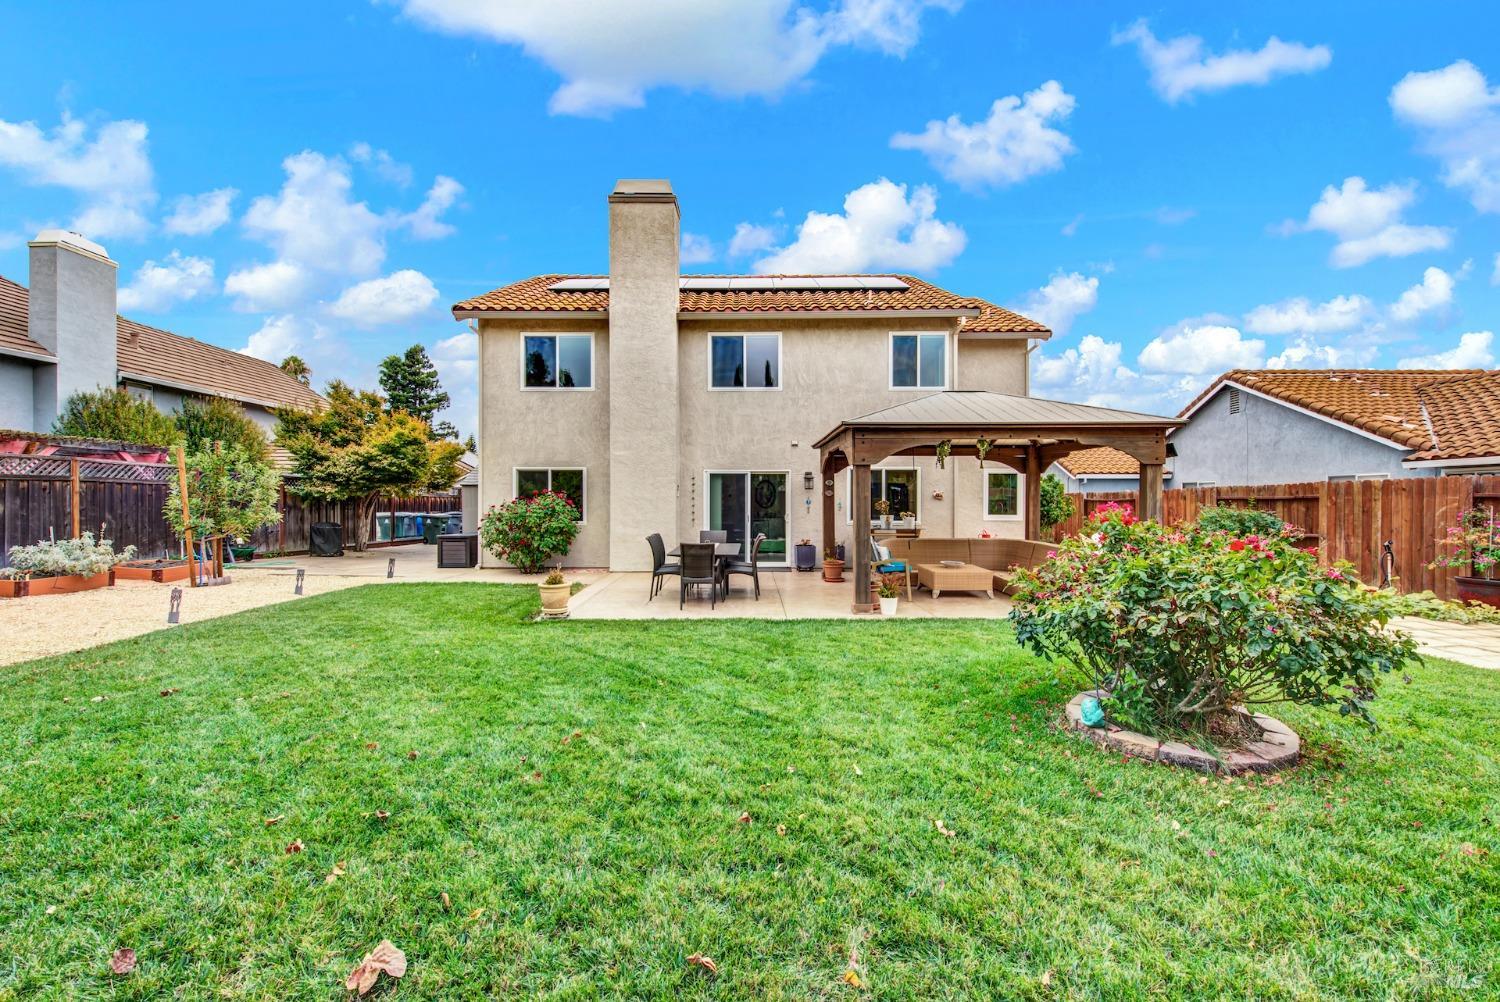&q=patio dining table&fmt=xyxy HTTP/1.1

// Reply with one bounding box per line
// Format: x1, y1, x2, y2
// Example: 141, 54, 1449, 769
667, 542, 742, 560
